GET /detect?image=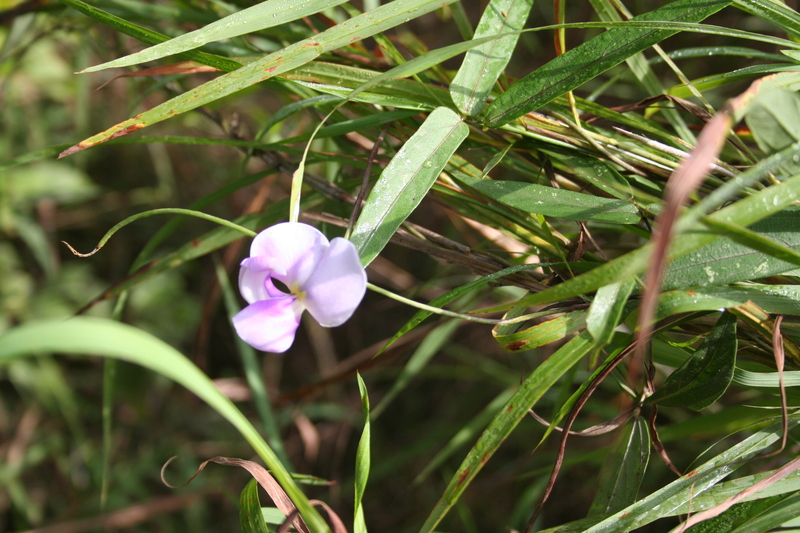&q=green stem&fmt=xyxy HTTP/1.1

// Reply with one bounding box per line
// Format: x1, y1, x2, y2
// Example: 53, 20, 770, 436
366, 283, 559, 325
63, 208, 256, 257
